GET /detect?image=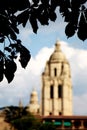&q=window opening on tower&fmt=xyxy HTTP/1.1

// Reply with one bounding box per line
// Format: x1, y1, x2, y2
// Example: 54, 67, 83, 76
54, 68, 57, 76
50, 85, 54, 98
58, 84, 62, 98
